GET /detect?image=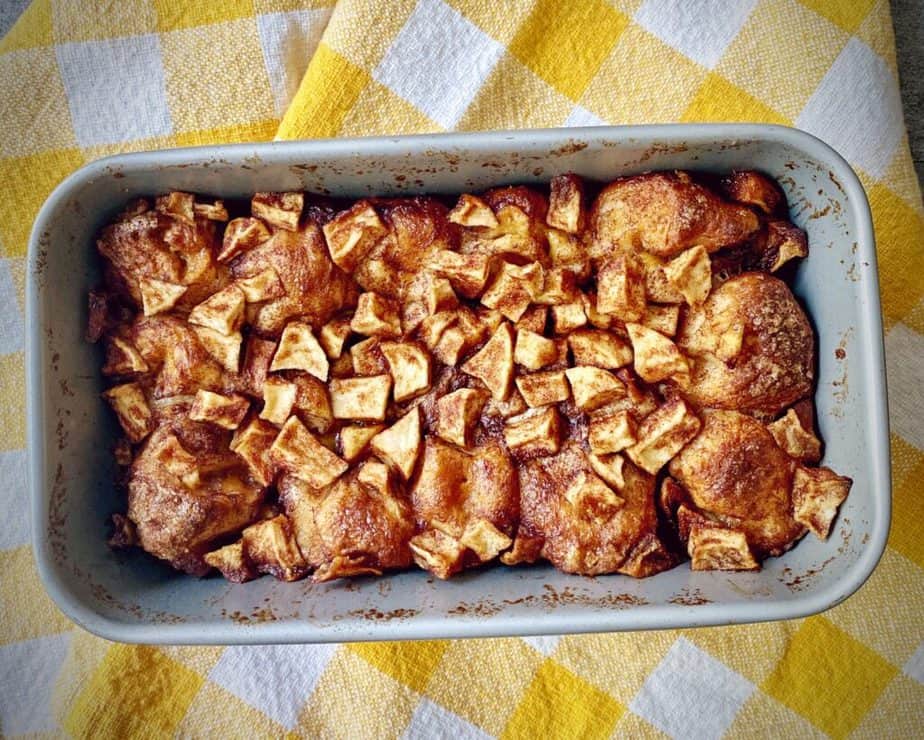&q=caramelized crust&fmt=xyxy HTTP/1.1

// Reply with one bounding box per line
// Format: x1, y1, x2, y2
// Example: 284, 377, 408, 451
518, 442, 672, 576
678, 272, 814, 417
590, 172, 759, 260
94, 175, 849, 583
668, 410, 805, 557
231, 222, 356, 335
